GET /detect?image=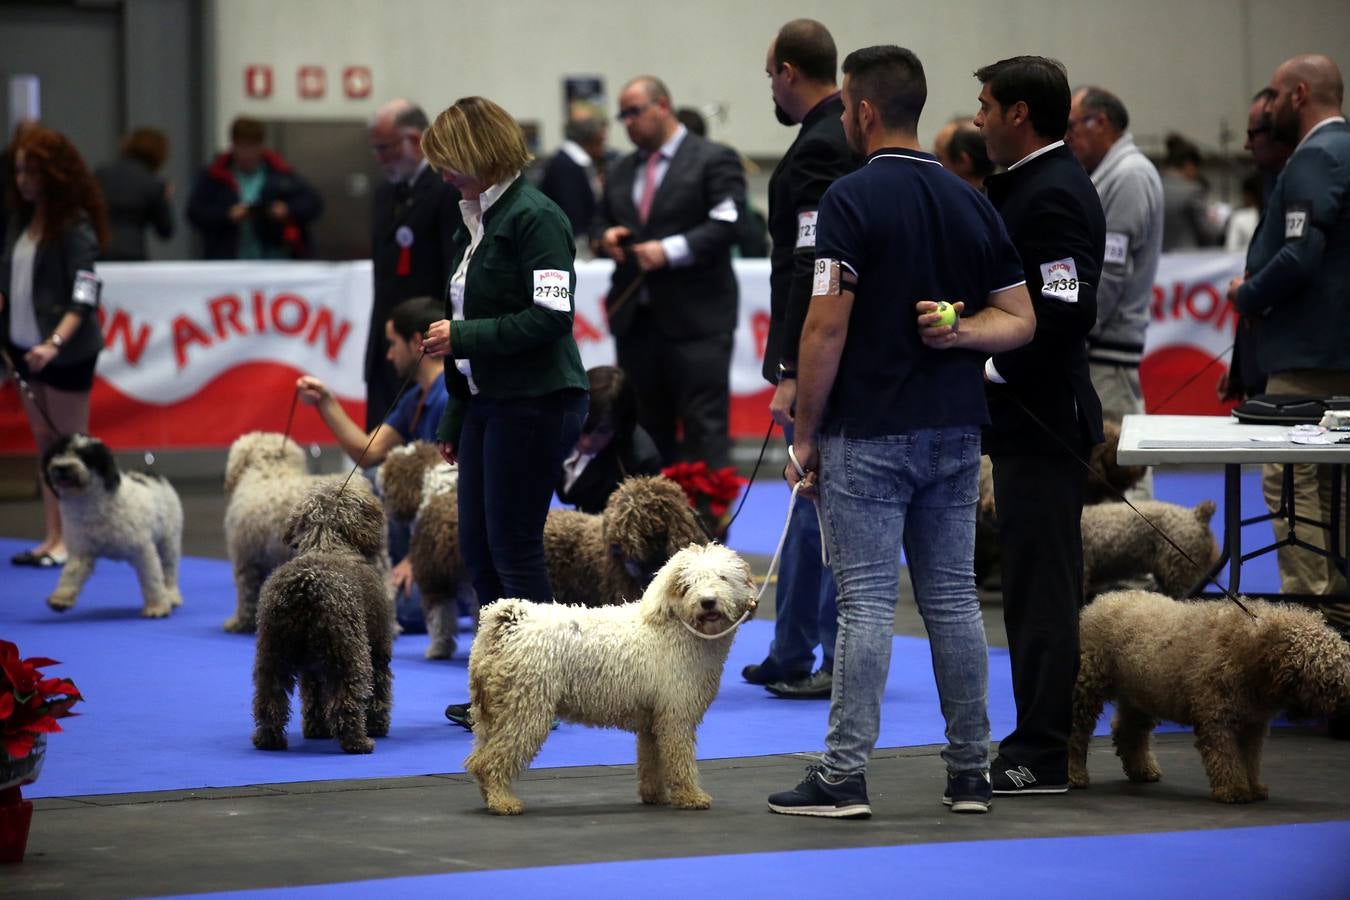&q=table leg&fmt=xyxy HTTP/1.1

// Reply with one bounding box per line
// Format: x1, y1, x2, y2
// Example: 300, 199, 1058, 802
1226, 463, 1243, 594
